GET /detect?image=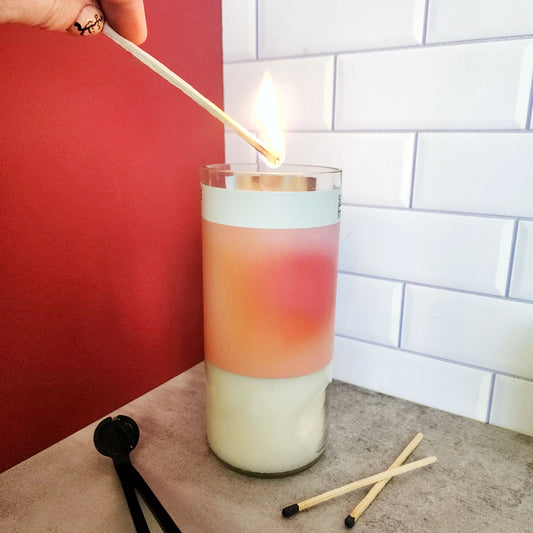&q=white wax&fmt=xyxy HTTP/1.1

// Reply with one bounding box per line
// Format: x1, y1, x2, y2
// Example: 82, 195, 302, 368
205, 361, 332, 475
